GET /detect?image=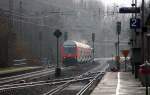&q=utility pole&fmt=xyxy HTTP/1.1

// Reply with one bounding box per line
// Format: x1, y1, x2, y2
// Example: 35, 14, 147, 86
134, 0, 137, 46
115, 42, 118, 57
116, 21, 121, 71
8, 0, 14, 65
133, 0, 139, 78
117, 28, 120, 70
19, 1, 23, 40
39, 31, 42, 60
92, 33, 95, 63
64, 32, 68, 41
141, 1, 149, 95
131, 0, 134, 74
141, 0, 145, 65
